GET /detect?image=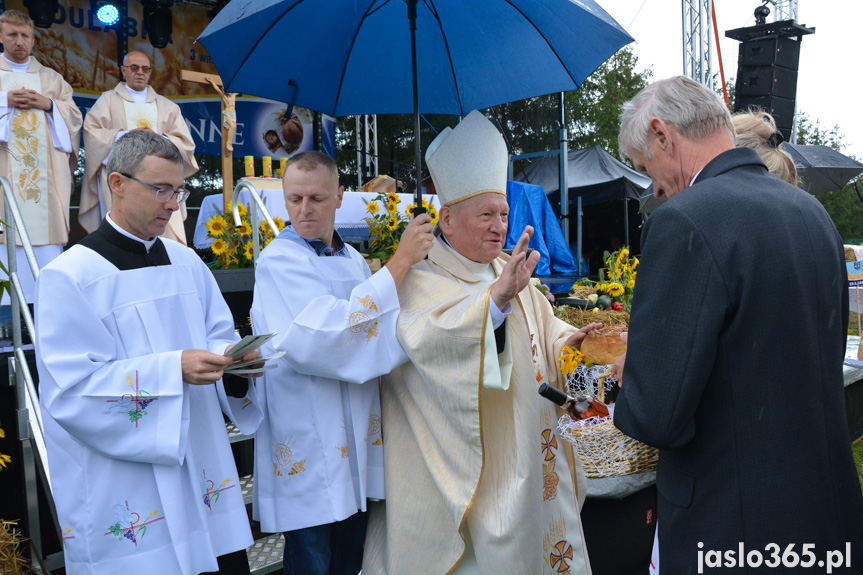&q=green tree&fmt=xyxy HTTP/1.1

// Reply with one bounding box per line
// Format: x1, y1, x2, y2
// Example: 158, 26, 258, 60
795, 114, 863, 240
